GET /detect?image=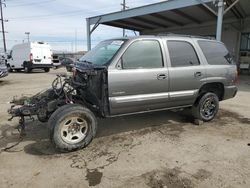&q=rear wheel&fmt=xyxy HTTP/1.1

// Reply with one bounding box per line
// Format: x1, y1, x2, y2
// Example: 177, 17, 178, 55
24, 65, 31, 73
192, 92, 219, 122
44, 68, 50, 72
48, 104, 97, 152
